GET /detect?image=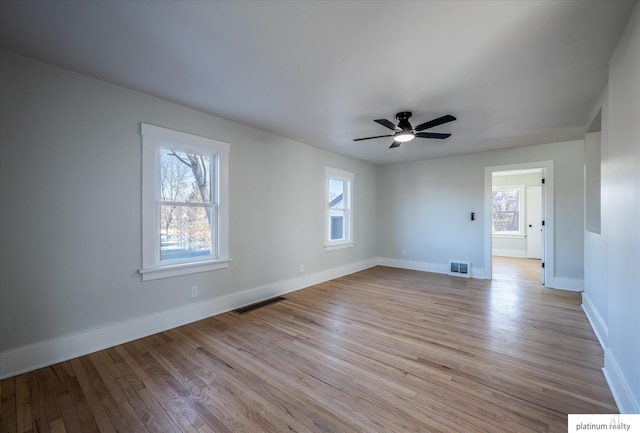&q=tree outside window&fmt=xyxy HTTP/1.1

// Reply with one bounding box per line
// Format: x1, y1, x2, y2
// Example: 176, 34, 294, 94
159, 148, 215, 262
492, 186, 524, 234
